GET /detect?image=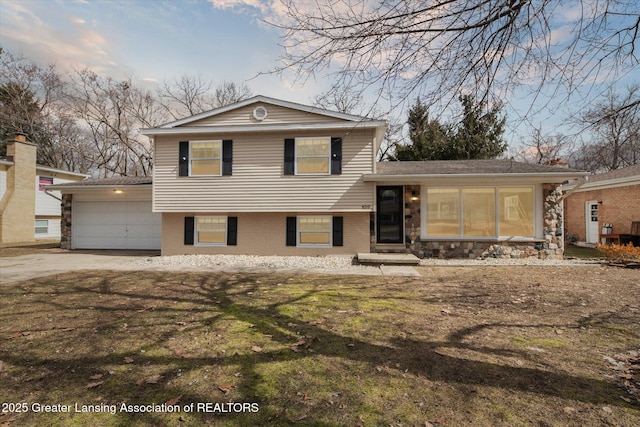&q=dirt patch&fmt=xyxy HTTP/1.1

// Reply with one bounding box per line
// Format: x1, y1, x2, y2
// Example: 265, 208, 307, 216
0, 266, 638, 426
